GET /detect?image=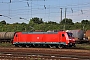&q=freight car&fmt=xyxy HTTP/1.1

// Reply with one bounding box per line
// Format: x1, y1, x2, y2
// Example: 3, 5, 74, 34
66, 30, 87, 43
85, 30, 90, 42
85, 30, 90, 40
12, 31, 75, 48
66, 30, 84, 40
0, 32, 16, 43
